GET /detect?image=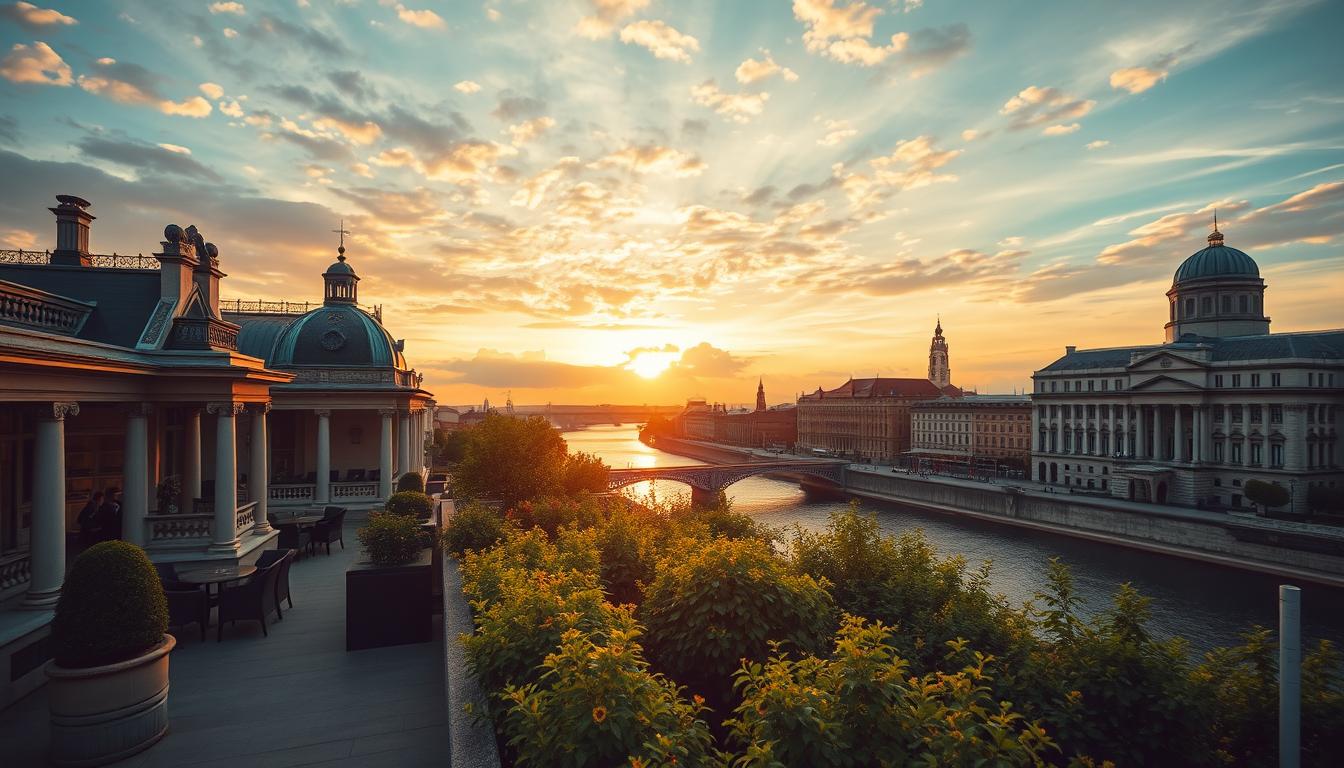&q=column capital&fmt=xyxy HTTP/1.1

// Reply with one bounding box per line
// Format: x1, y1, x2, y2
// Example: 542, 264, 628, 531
378, 408, 397, 417
124, 402, 154, 418
36, 402, 80, 421
254, 402, 272, 415
206, 401, 245, 416
314, 408, 332, 418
